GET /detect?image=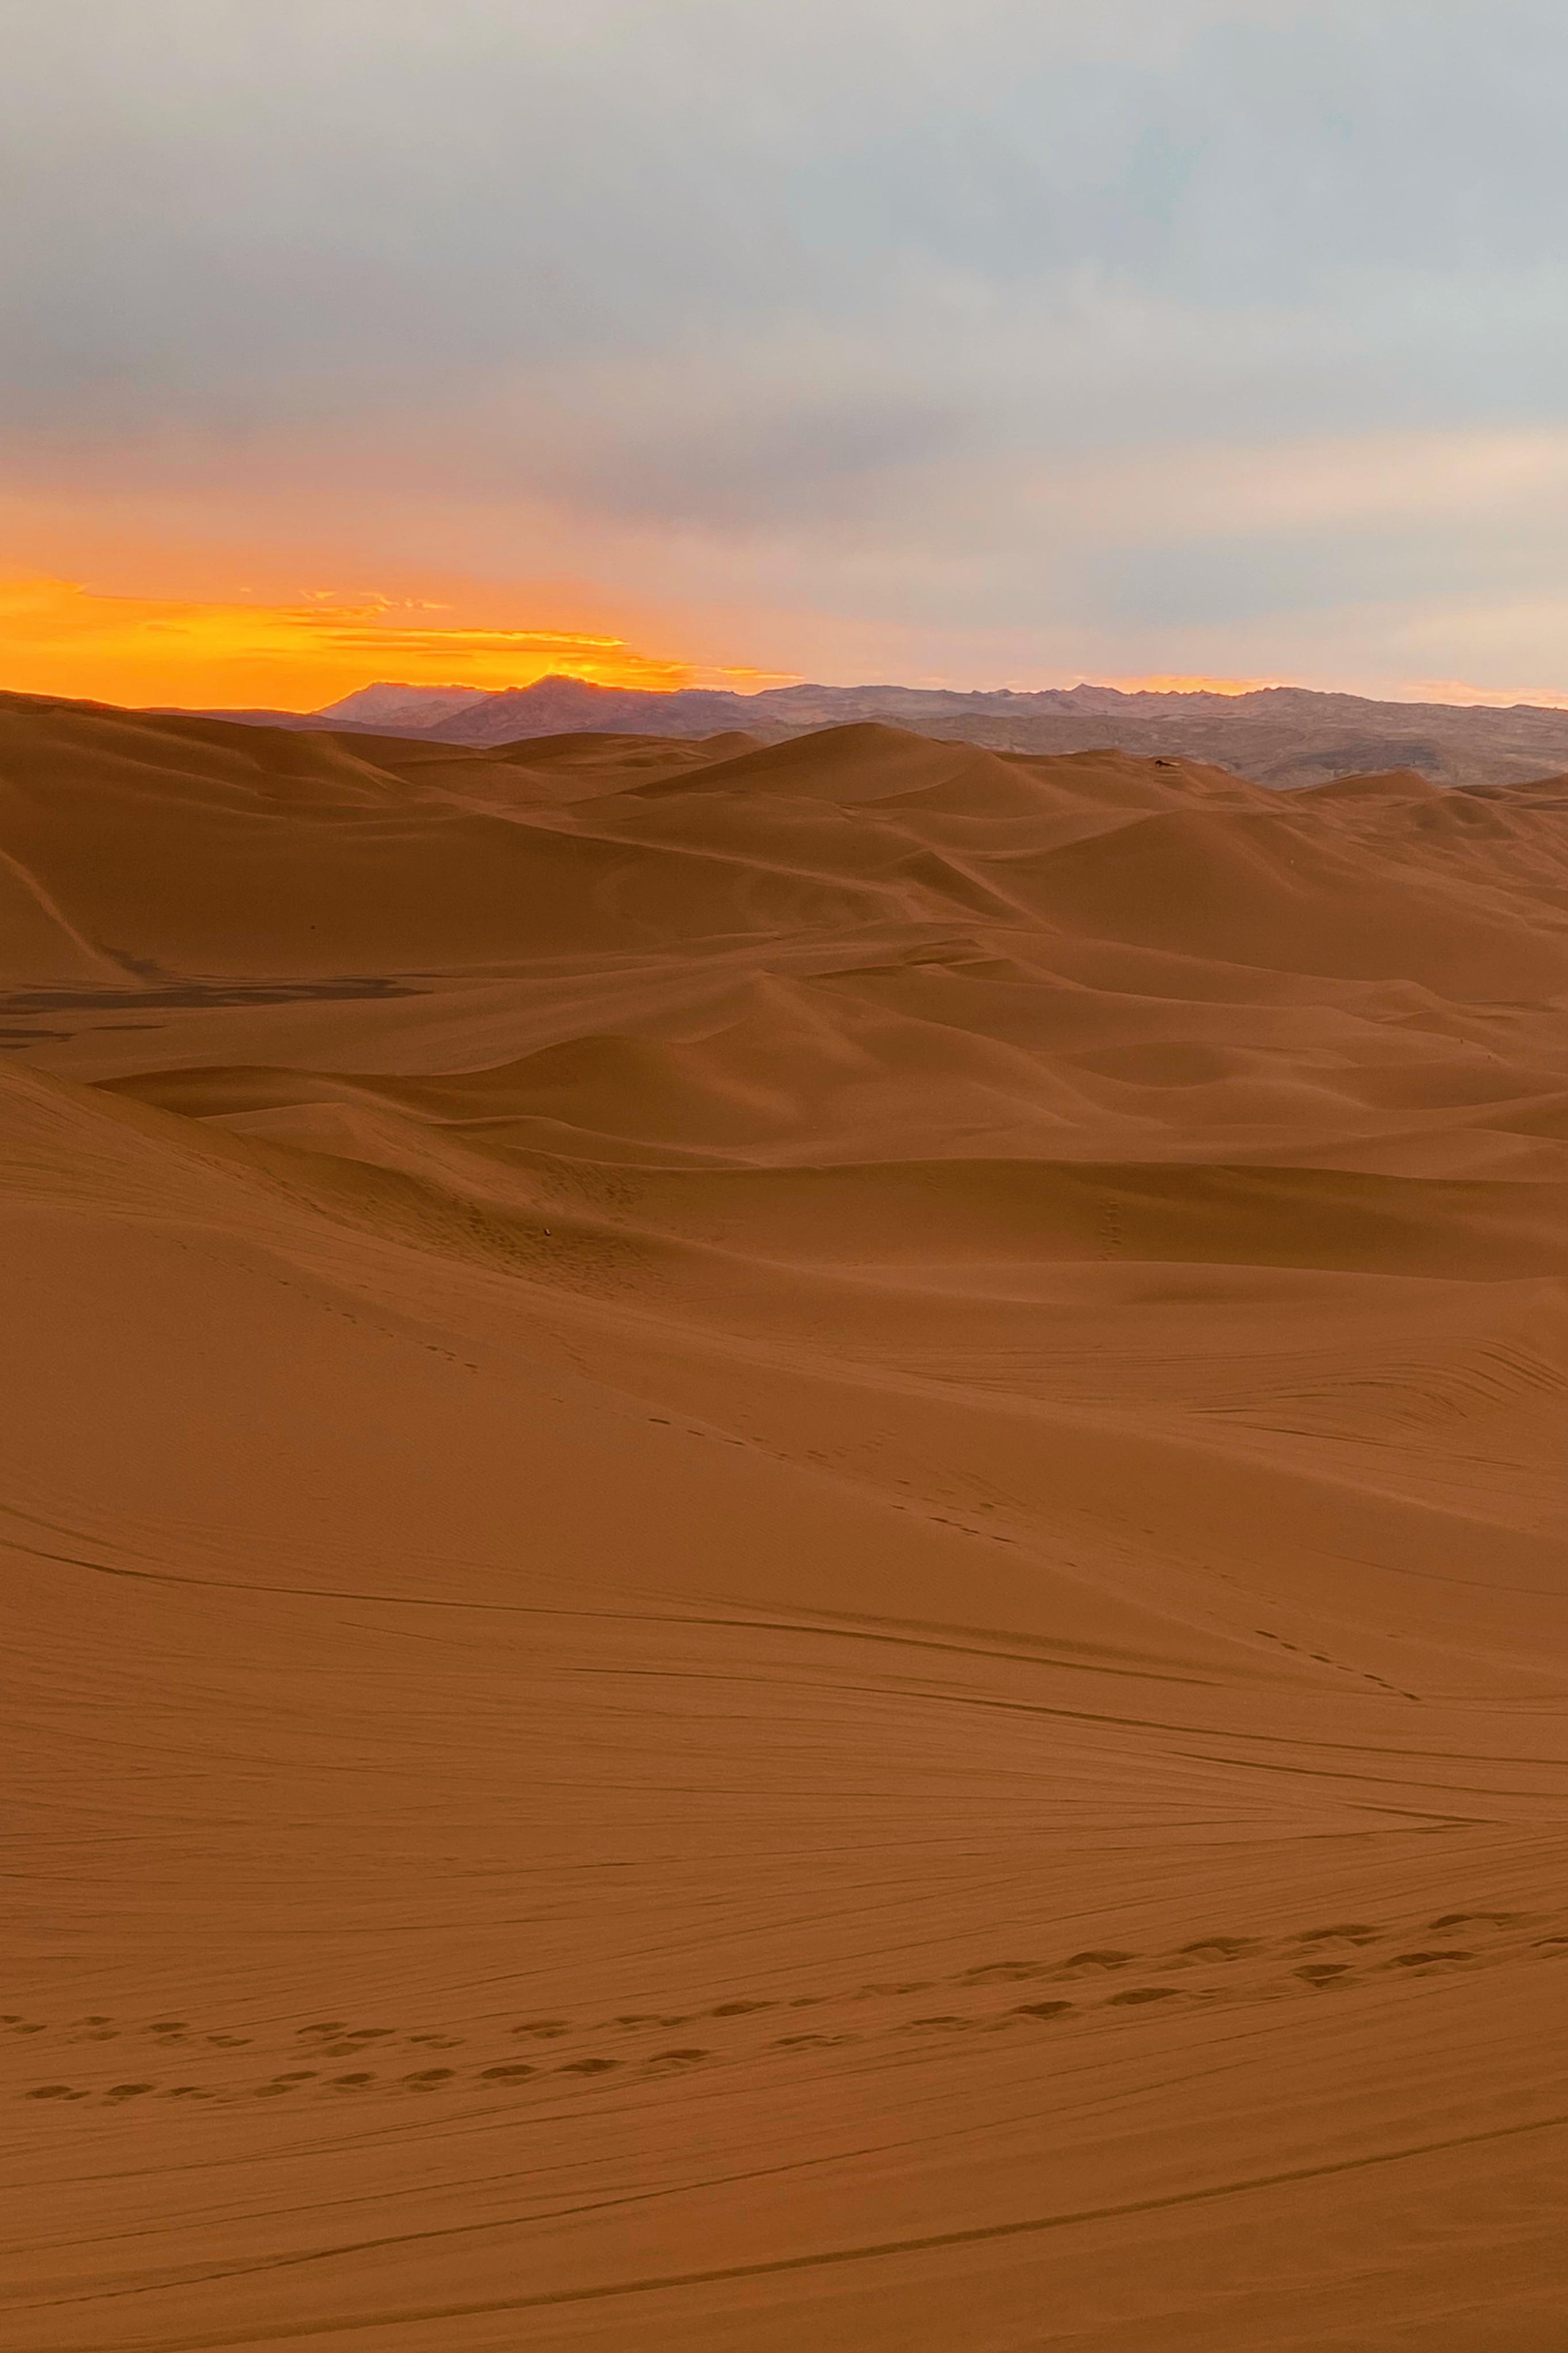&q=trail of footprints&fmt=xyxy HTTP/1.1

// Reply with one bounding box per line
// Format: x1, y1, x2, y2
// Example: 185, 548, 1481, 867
11, 1908, 1563, 2110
